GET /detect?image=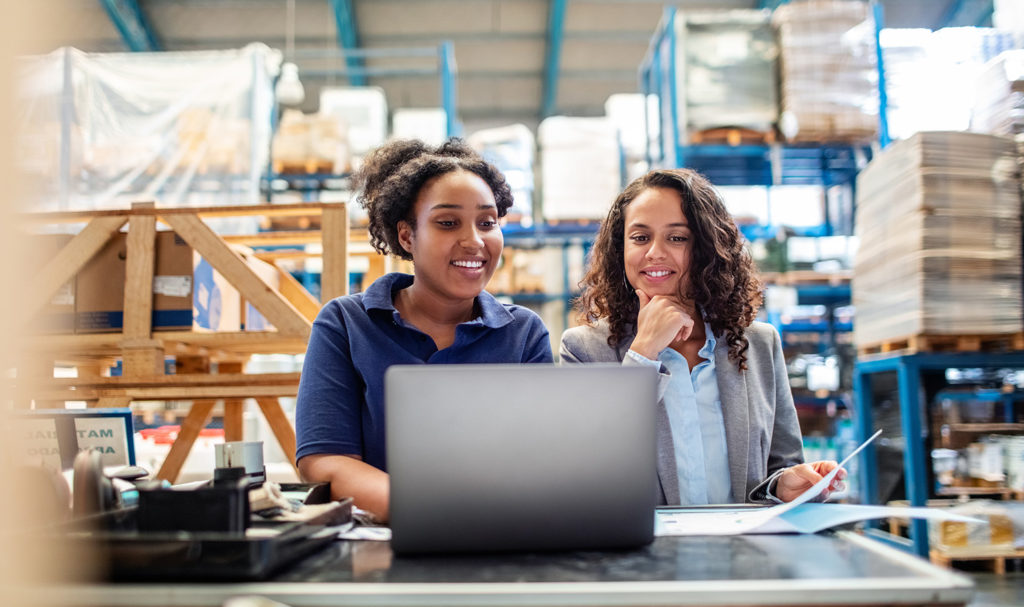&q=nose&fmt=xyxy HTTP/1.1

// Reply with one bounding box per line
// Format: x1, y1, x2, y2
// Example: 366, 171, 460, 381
459, 225, 485, 249
645, 238, 667, 260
